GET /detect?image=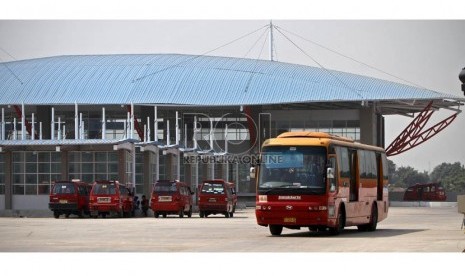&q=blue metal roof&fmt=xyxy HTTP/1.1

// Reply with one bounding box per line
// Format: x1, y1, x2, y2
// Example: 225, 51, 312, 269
0, 54, 462, 106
